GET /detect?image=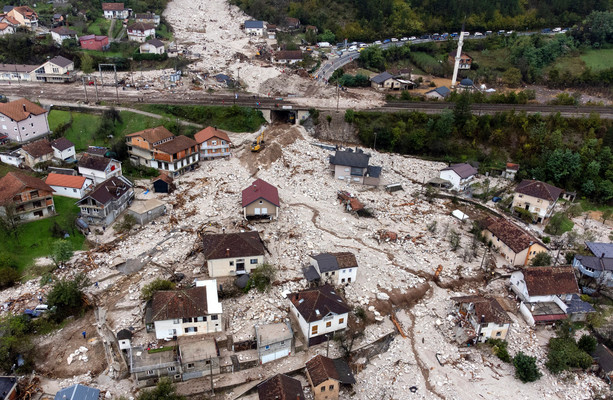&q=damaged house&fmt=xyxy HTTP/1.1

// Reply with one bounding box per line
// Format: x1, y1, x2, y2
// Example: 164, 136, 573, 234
329, 149, 381, 186
76, 176, 133, 226
304, 252, 358, 285
305, 354, 356, 400
573, 241, 613, 288
451, 295, 511, 344
257, 373, 306, 400
481, 217, 549, 266
255, 321, 293, 364
201, 231, 265, 277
